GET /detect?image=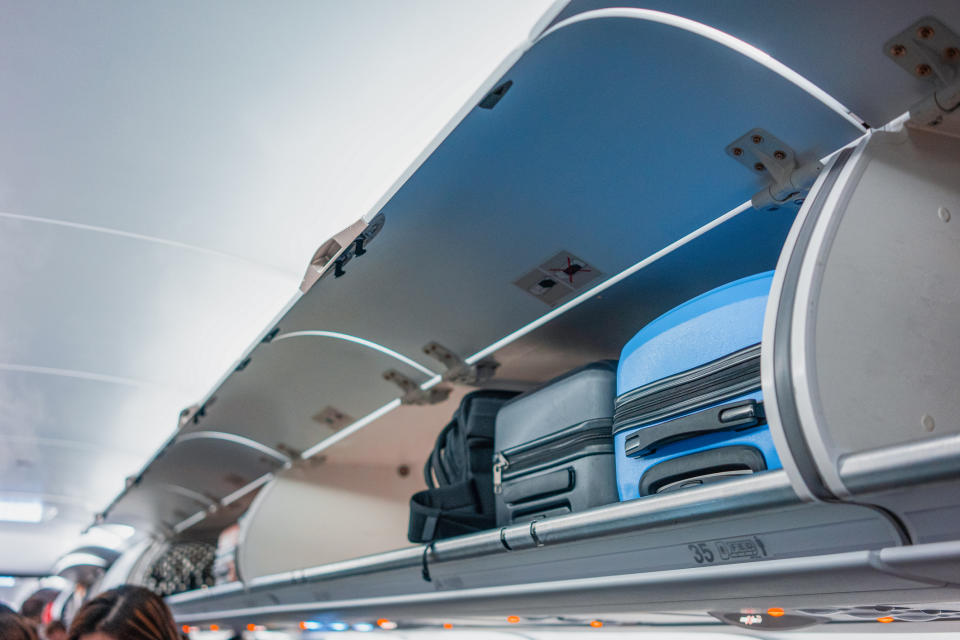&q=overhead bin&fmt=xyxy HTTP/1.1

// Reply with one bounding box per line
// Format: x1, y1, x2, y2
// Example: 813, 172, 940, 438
109, 2, 960, 629
175, 1, 864, 484
550, 0, 960, 127
102, 434, 286, 537
763, 124, 960, 542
